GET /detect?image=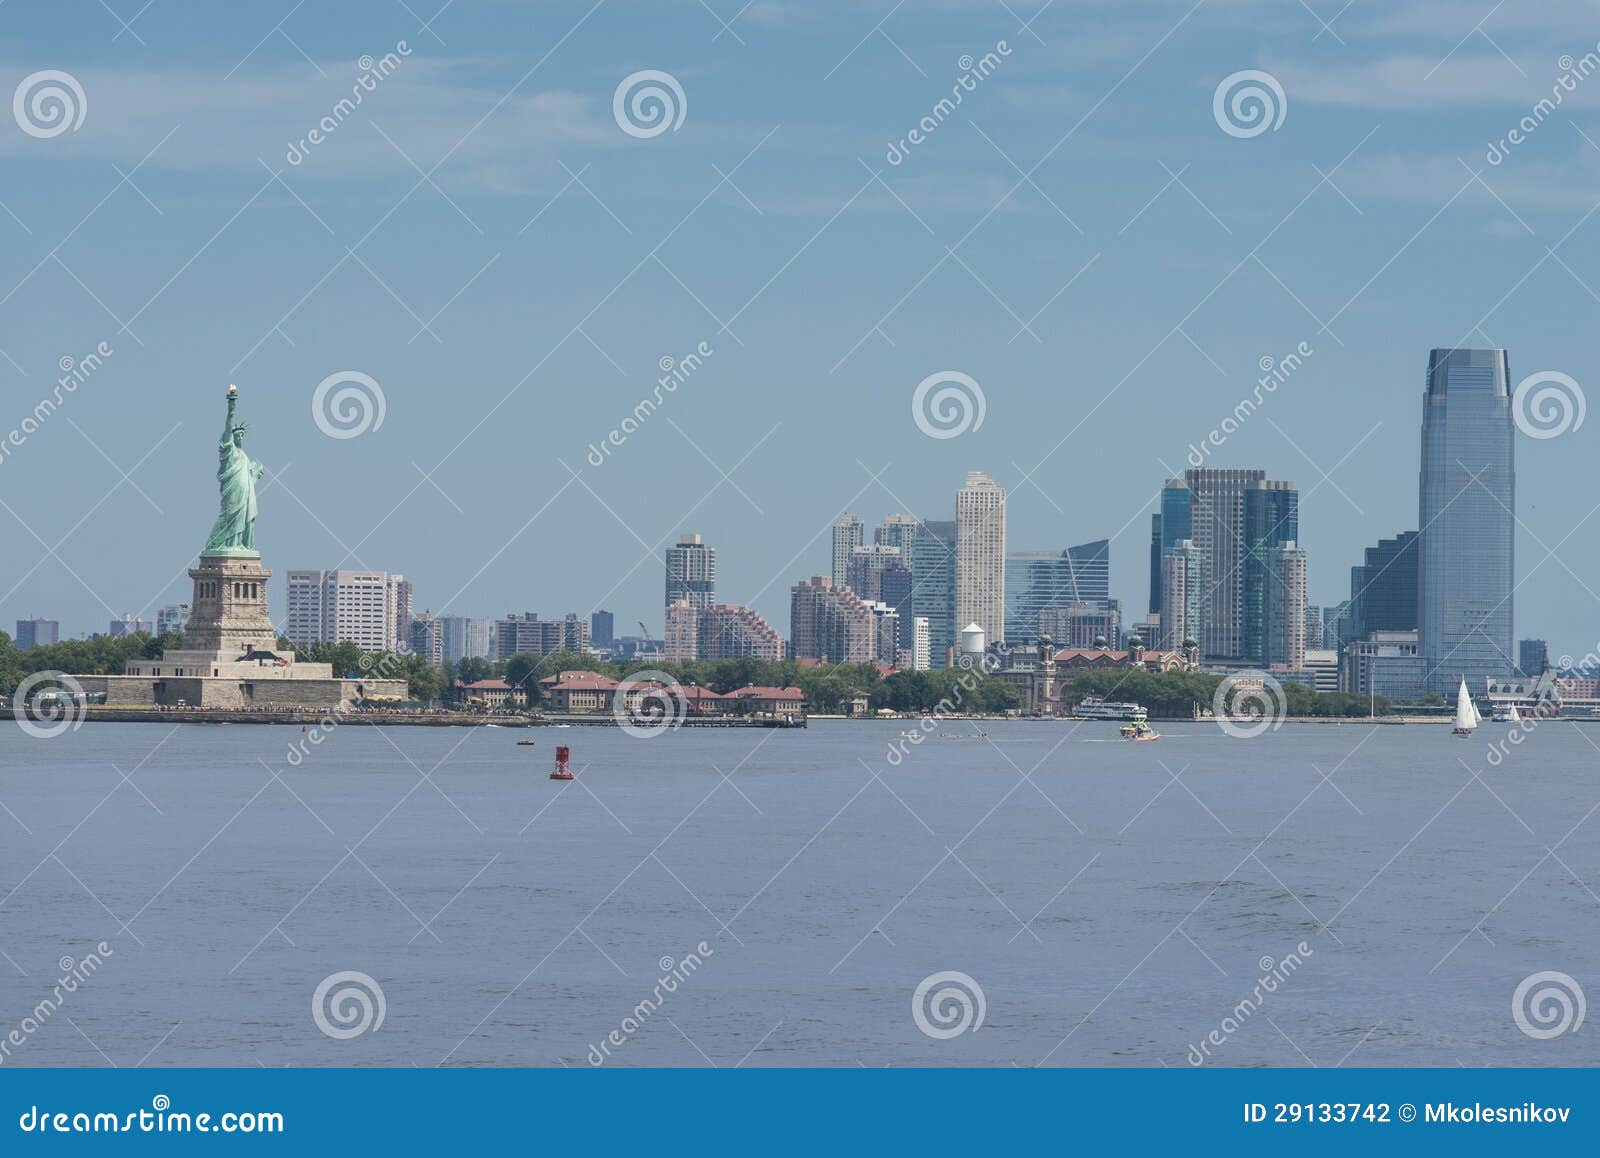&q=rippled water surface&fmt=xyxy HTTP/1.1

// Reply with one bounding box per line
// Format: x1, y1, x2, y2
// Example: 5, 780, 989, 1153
1, 719, 1596, 1066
